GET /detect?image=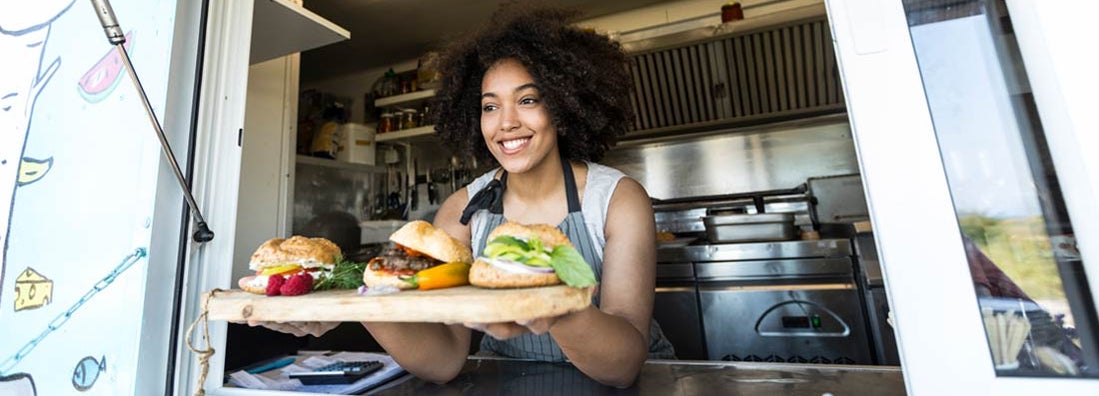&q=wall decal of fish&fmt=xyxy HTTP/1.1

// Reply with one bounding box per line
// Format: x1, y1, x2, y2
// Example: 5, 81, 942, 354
71, 356, 105, 392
